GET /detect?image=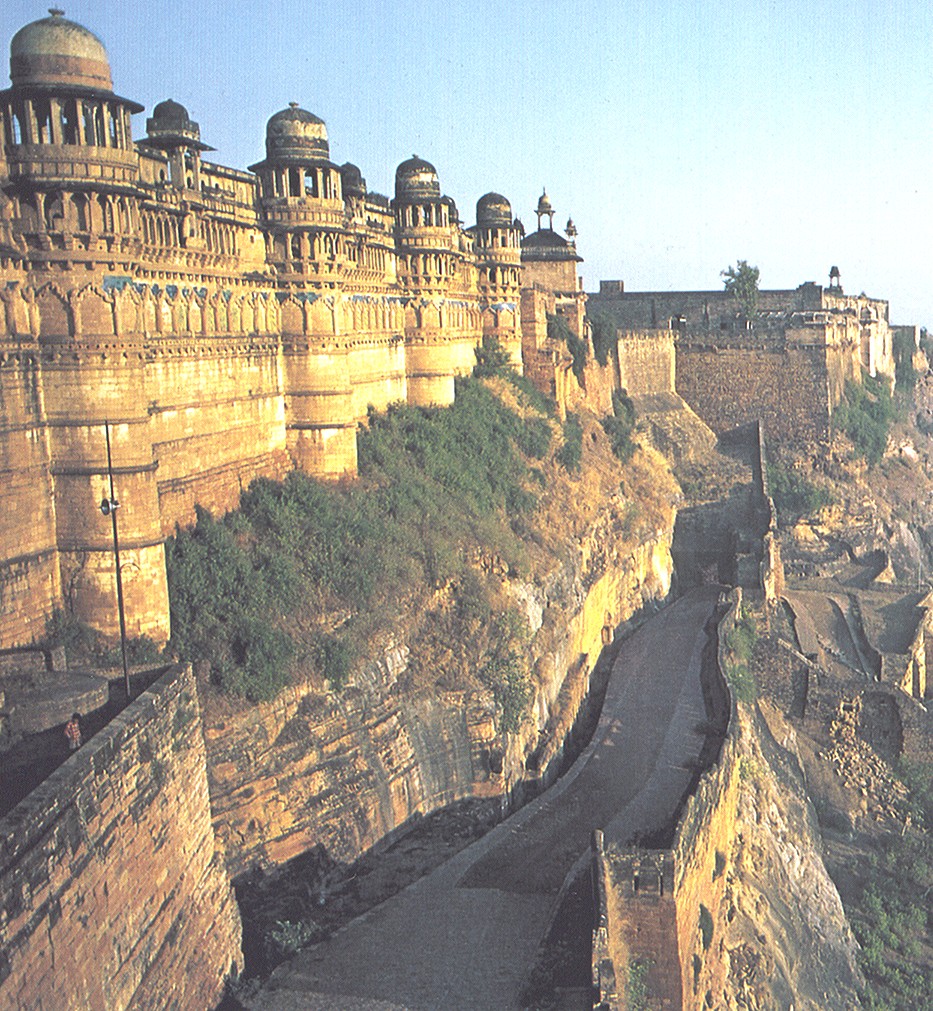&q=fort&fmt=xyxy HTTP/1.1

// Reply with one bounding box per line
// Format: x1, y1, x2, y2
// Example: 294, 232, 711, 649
1, 10, 931, 1011
0, 8, 587, 648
